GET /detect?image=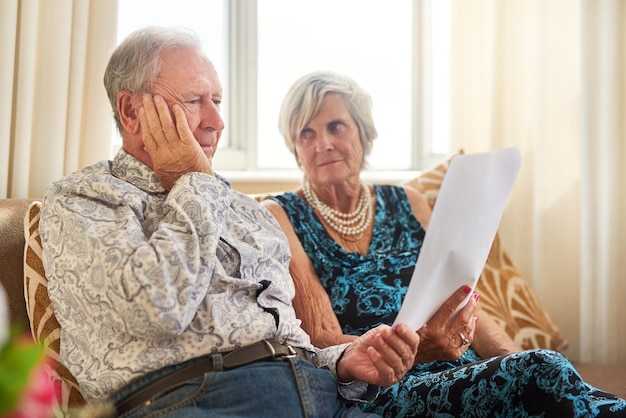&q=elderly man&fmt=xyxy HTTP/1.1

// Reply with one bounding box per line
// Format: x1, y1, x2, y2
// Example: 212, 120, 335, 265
39, 26, 419, 417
